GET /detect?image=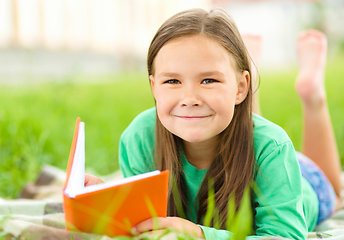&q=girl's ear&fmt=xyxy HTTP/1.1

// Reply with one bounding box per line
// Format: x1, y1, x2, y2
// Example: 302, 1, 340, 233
150, 75, 156, 98
235, 70, 250, 105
